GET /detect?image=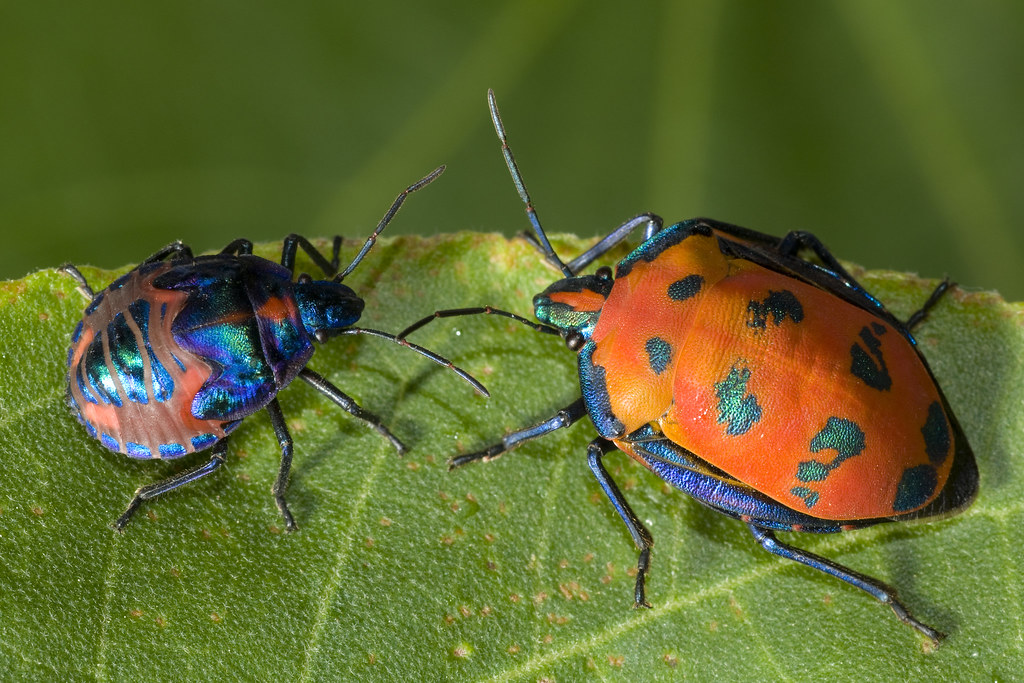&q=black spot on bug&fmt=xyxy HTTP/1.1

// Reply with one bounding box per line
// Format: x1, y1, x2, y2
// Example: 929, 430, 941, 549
645, 337, 672, 375
850, 325, 892, 391
893, 464, 938, 512
667, 275, 703, 302
746, 290, 804, 330
796, 417, 866, 485
714, 363, 762, 436
921, 401, 950, 466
